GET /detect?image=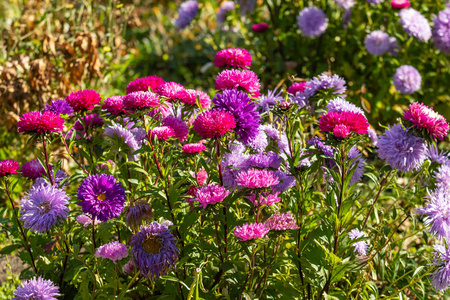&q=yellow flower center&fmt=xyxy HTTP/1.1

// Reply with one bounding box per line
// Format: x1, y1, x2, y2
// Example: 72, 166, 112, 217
97, 193, 106, 201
